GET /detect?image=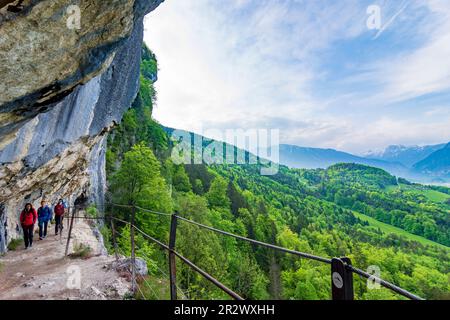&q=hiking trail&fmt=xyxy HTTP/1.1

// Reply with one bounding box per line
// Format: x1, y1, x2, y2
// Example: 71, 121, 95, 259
0, 213, 130, 300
